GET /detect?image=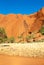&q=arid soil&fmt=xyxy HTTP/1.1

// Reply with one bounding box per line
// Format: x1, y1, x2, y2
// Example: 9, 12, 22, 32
0, 54, 44, 65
